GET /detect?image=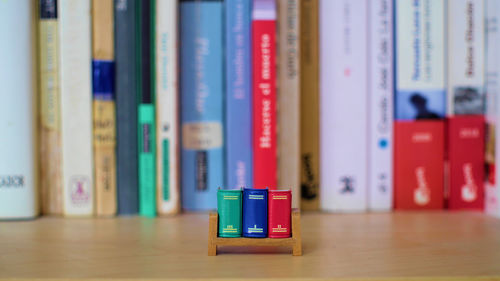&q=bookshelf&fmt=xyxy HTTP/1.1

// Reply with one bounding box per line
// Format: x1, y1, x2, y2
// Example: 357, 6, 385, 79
1, 212, 500, 280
